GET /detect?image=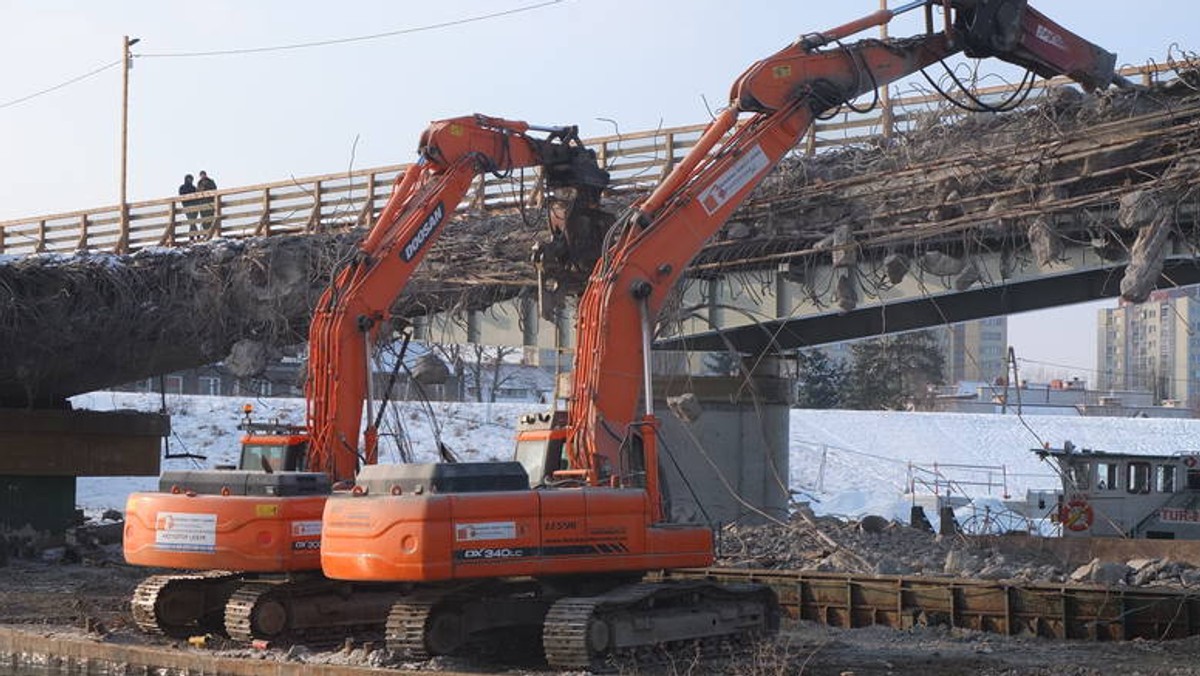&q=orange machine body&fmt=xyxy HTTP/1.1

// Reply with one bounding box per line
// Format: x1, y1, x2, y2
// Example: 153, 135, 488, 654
124, 492, 325, 573
321, 488, 711, 582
